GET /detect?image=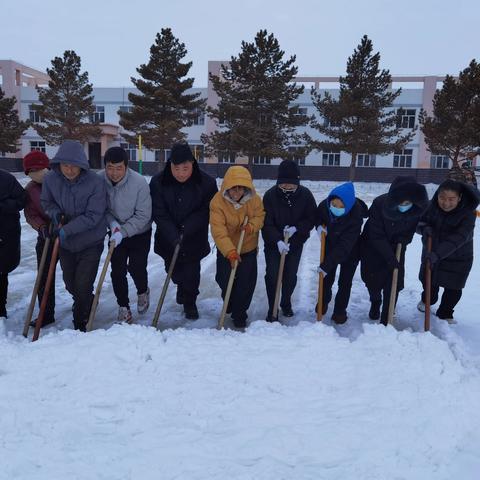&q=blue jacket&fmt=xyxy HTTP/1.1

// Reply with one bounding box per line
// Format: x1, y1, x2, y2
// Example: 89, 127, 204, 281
41, 140, 107, 252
